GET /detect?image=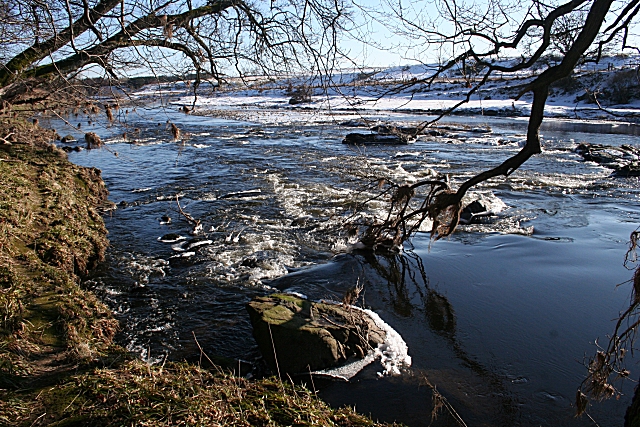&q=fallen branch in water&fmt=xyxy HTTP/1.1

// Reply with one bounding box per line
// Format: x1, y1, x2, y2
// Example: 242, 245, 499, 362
176, 195, 202, 234
578, 227, 640, 417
